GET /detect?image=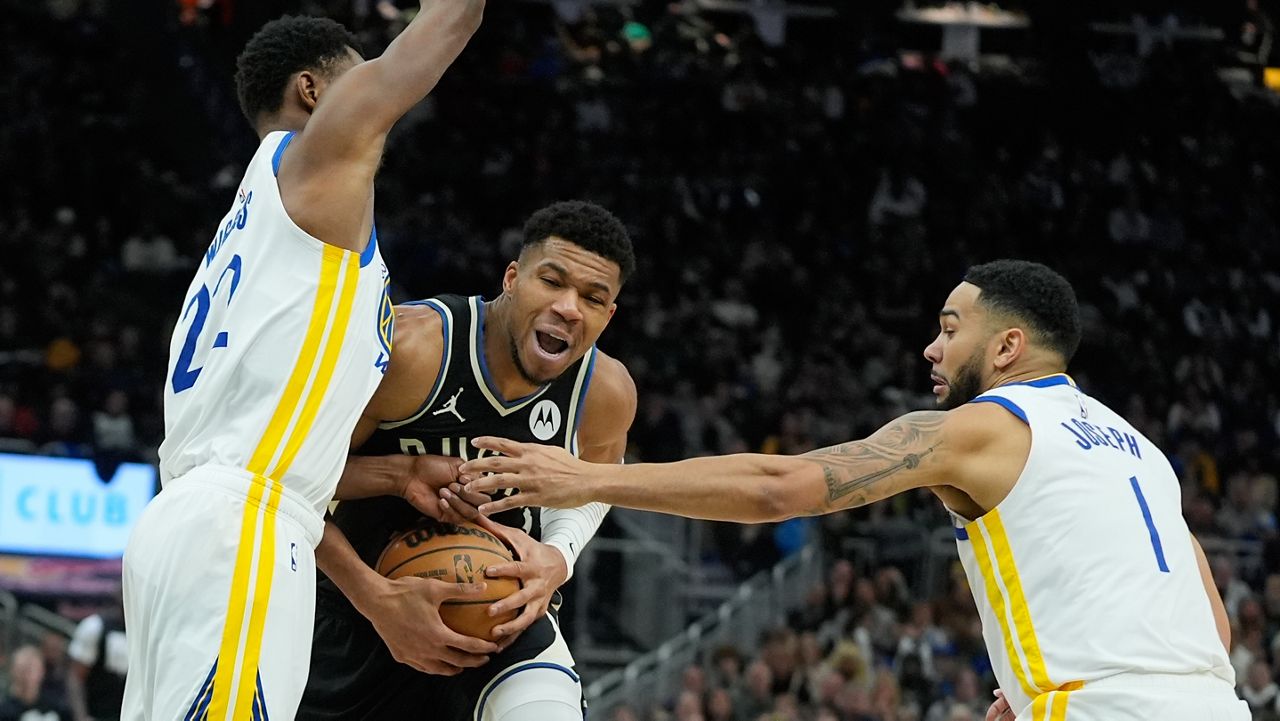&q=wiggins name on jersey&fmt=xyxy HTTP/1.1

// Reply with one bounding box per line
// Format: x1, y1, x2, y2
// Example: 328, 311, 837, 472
323, 294, 596, 602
